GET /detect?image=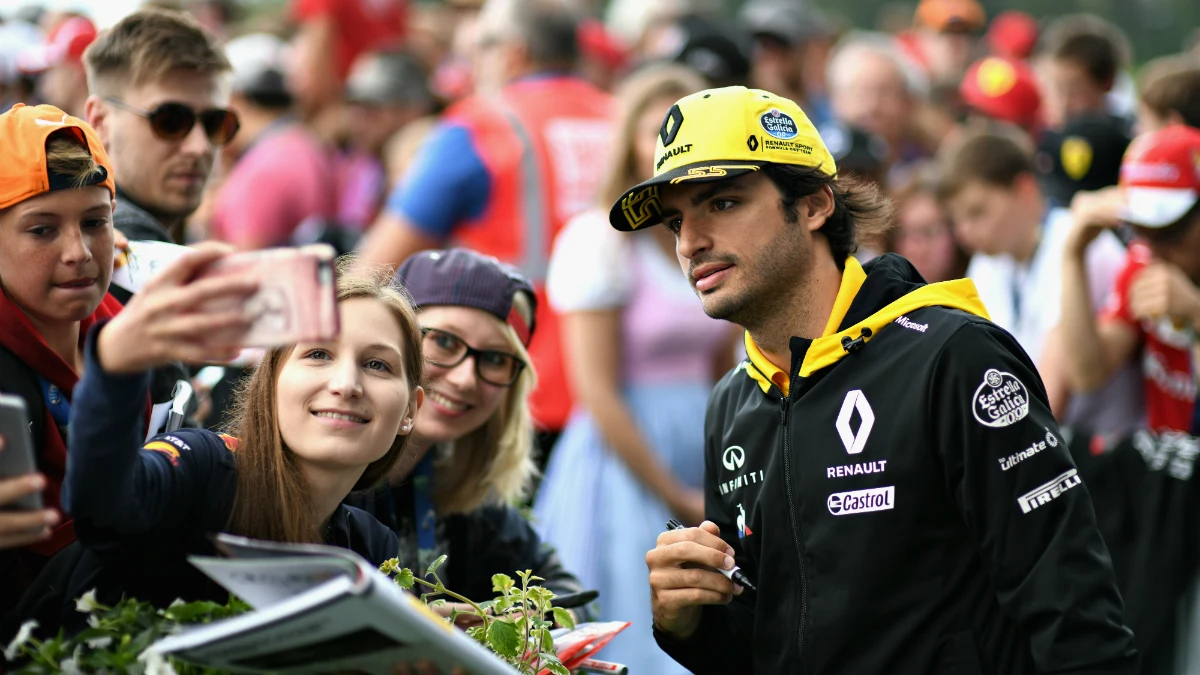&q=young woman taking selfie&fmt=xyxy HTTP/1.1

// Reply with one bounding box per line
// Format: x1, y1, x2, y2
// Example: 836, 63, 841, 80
35, 253, 424, 629
349, 248, 586, 612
